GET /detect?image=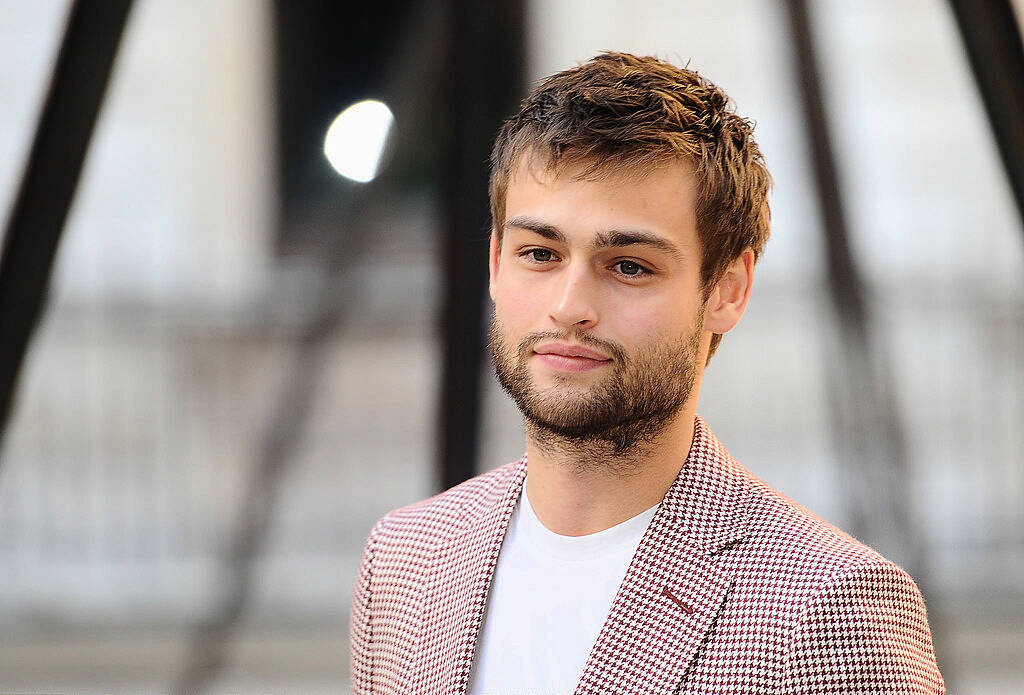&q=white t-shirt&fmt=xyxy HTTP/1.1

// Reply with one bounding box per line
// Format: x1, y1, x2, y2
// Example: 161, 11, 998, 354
466, 481, 659, 695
